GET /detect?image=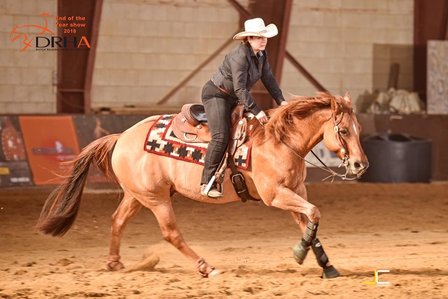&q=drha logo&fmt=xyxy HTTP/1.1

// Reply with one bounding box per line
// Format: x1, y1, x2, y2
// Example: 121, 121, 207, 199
35, 36, 91, 50
9, 12, 91, 51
